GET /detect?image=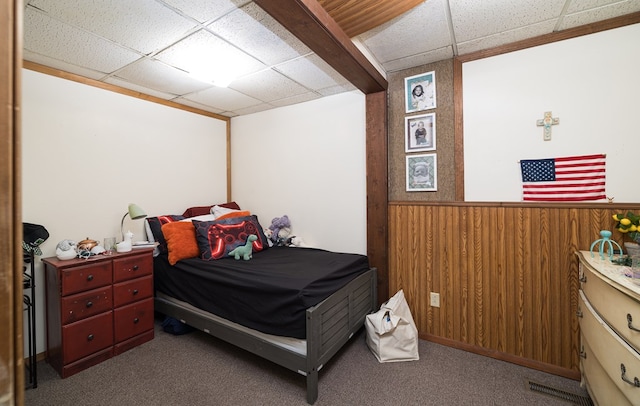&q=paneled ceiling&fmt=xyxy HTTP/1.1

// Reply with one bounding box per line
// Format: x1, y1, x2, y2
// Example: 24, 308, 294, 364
23, 0, 640, 118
